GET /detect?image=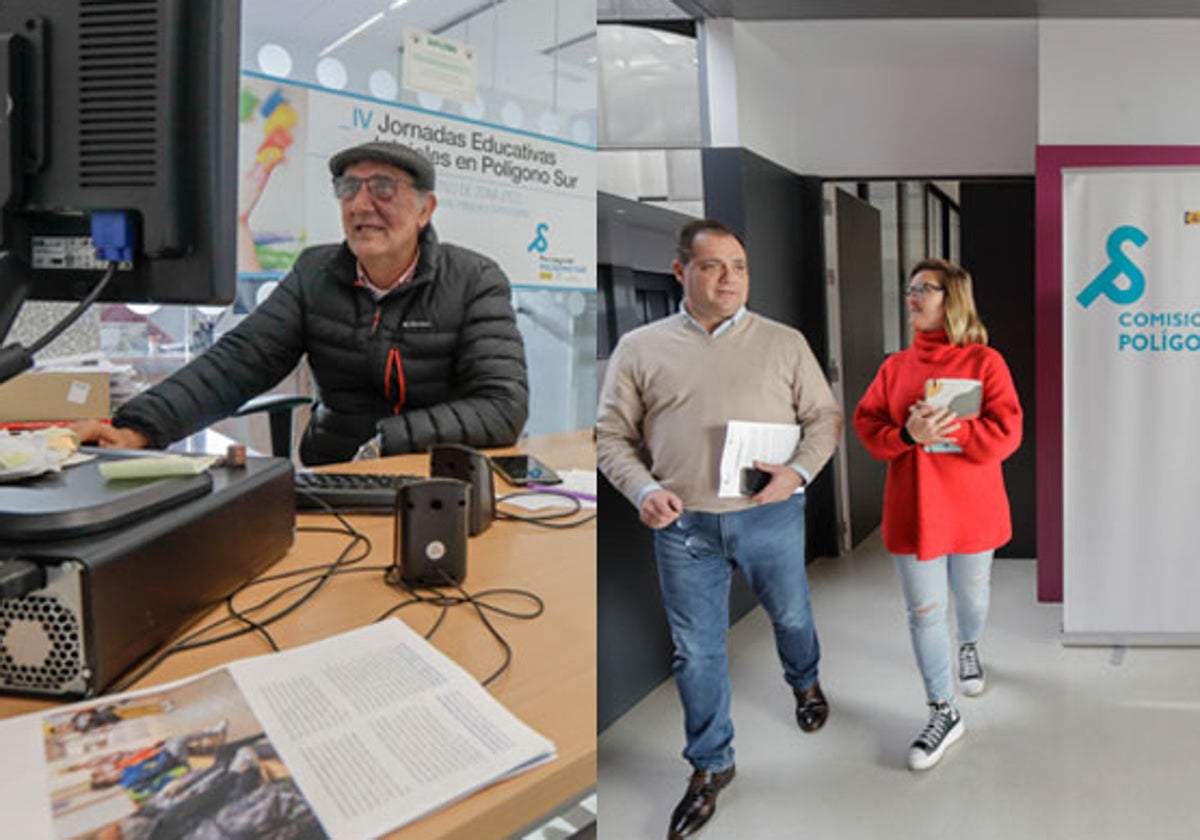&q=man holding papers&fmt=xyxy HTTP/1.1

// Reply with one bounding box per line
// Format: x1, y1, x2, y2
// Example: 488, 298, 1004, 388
853, 258, 1022, 772
597, 219, 841, 840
